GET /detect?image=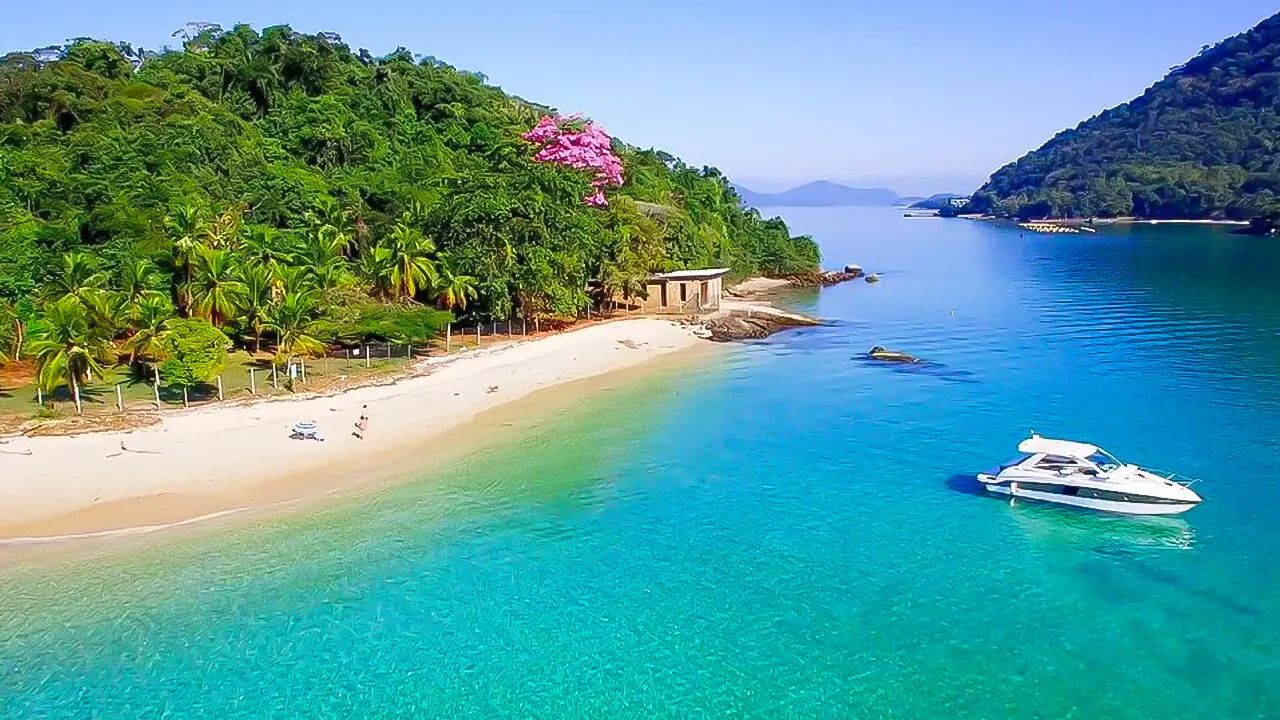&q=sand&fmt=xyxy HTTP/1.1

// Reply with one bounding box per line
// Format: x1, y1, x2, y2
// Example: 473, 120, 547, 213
728, 277, 793, 296
0, 318, 704, 542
